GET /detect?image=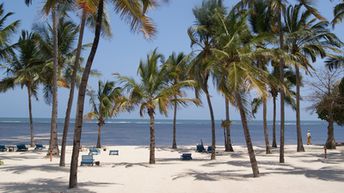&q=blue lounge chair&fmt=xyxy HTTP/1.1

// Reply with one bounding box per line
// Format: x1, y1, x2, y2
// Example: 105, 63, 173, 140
0, 145, 7, 152
16, 144, 28, 152
89, 147, 100, 155
196, 144, 205, 152
34, 144, 45, 151
207, 146, 213, 153
180, 153, 192, 160
81, 155, 94, 166
109, 150, 119, 155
